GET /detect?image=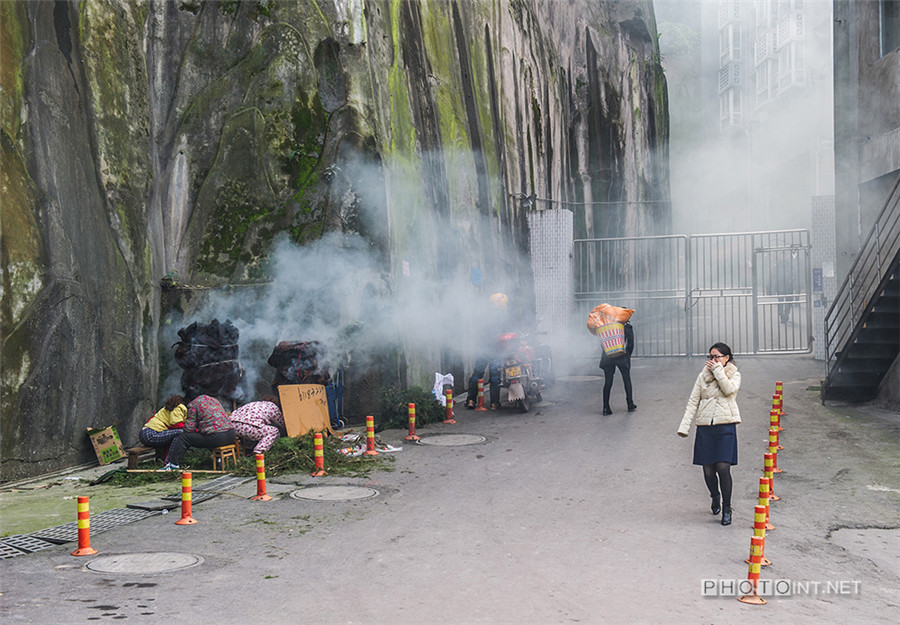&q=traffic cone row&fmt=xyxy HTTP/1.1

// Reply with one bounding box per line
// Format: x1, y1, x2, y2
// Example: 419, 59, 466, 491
738, 381, 786, 605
